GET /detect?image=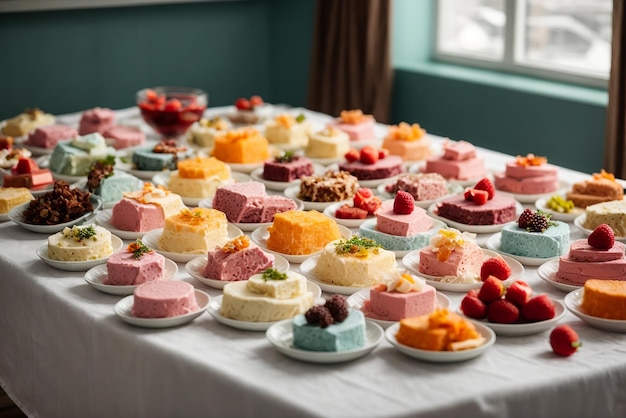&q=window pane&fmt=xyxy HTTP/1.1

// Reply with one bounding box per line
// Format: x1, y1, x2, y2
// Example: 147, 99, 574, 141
519, 0, 612, 77
437, 0, 505, 61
